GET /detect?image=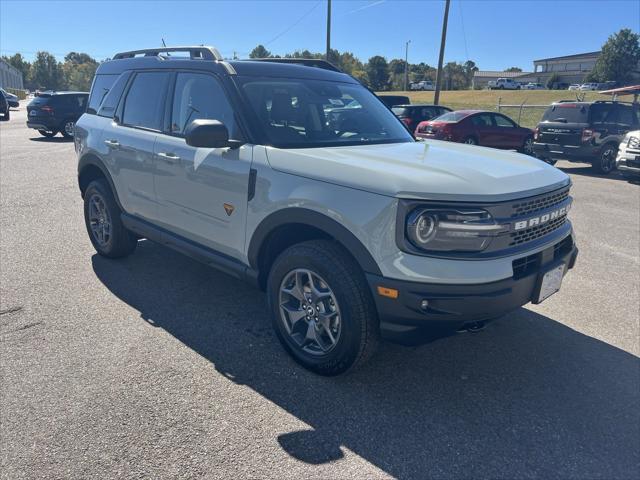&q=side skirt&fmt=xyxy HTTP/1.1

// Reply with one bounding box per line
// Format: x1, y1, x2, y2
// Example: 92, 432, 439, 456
121, 213, 260, 288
